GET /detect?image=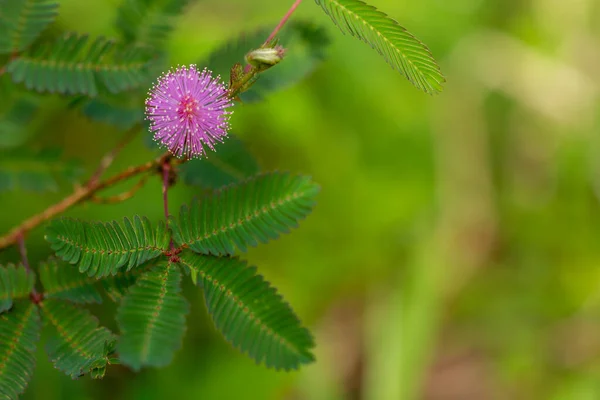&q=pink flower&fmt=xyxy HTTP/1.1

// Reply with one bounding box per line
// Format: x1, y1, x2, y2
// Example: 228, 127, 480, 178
145, 65, 233, 158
